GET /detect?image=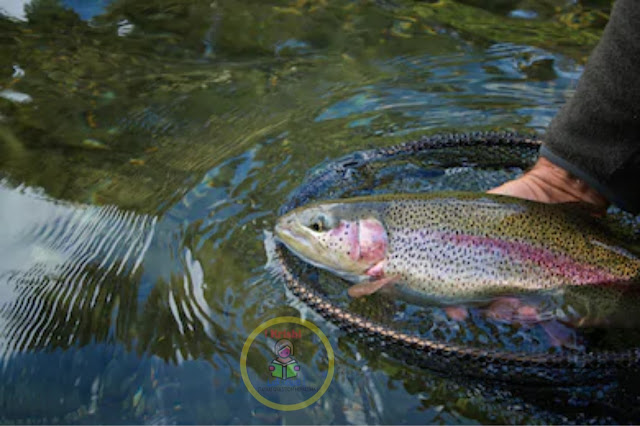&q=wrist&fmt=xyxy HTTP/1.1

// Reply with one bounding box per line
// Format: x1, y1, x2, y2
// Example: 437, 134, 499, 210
527, 157, 609, 210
